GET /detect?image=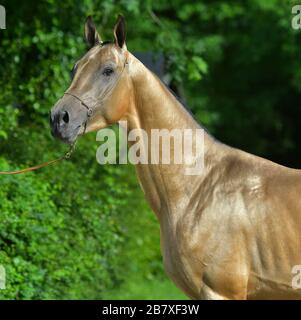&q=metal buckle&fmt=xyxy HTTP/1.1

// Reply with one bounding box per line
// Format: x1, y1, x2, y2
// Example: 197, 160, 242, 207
87, 108, 93, 117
